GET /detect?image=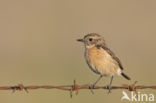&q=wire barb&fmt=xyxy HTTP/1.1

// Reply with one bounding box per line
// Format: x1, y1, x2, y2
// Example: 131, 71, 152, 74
0, 80, 155, 97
